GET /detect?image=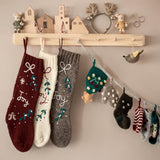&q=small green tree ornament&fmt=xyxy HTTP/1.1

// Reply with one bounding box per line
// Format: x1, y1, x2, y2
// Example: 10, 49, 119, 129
82, 59, 108, 103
